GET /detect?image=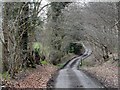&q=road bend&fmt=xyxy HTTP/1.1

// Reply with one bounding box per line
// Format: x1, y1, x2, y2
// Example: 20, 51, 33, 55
55, 45, 104, 89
